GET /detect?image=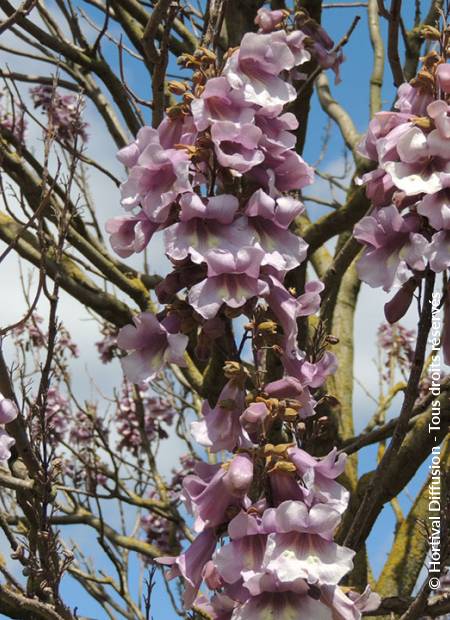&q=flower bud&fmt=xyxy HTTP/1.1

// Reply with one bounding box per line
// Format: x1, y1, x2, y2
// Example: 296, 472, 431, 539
223, 453, 253, 497
436, 63, 450, 93
420, 25, 441, 41
384, 277, 418, 324
257, 320, 278, 334
168, 81, 189, 95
